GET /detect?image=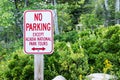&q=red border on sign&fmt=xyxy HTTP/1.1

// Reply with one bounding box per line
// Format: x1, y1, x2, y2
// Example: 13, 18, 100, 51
23, 10, 54, 54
